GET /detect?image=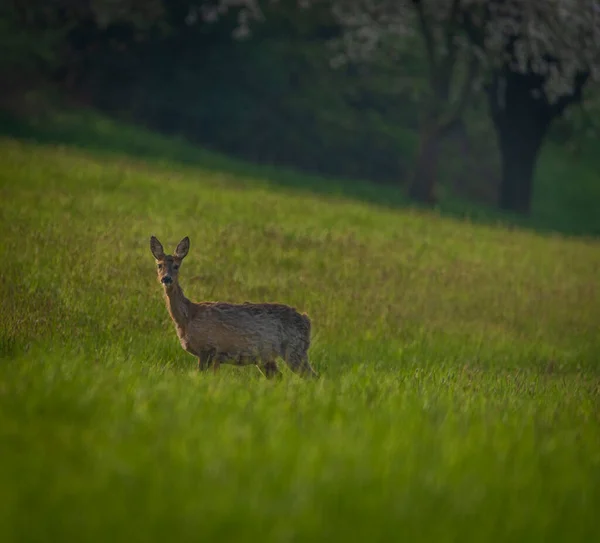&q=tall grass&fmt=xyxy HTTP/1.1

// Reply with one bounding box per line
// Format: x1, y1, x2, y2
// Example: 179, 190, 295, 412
1, 135, 599, 542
